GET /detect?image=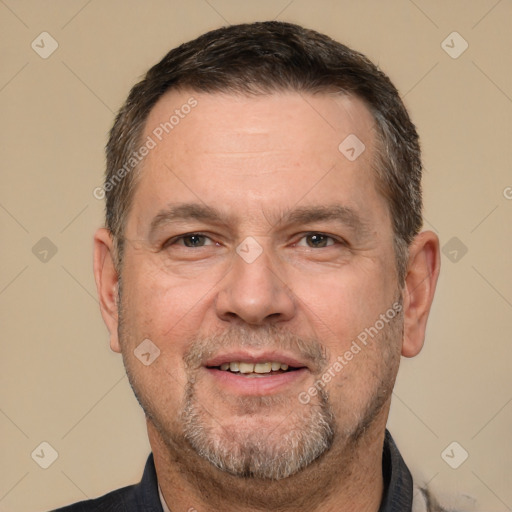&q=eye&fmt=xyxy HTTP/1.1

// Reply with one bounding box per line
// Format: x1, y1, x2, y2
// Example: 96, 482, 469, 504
296, 233, 336, 248
165, 233, 215, 248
